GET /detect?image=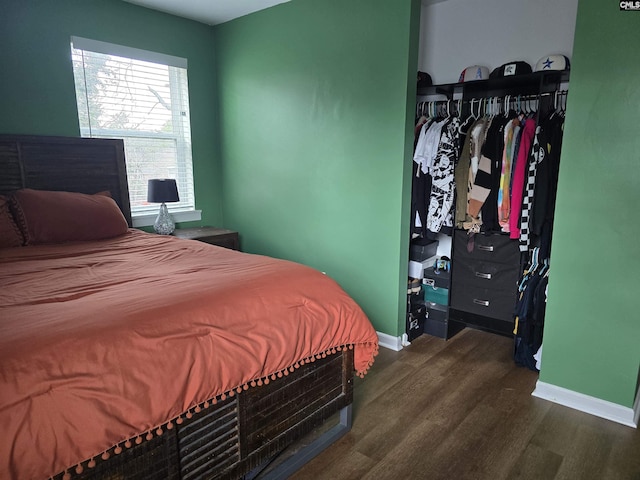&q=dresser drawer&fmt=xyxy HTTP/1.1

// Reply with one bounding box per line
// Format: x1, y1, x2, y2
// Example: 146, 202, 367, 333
453, 231, 520, 264
451, 259, 519, 292
449, 284, 517, 322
